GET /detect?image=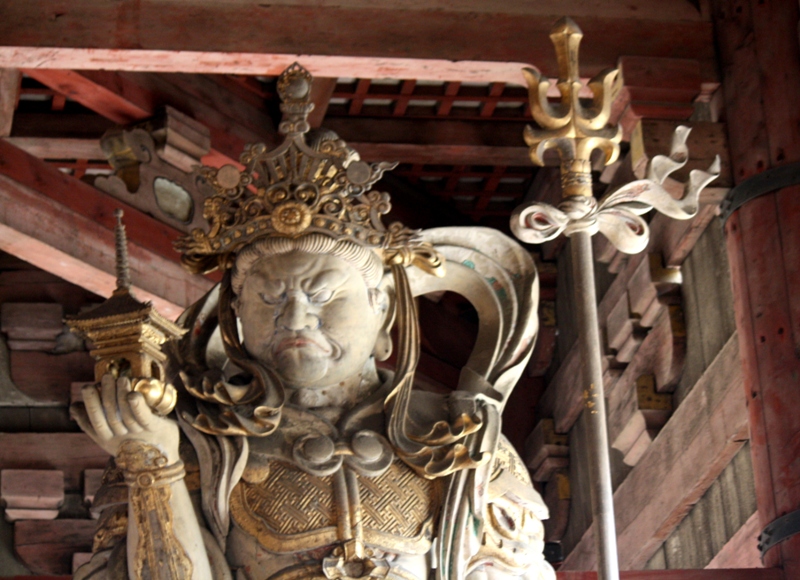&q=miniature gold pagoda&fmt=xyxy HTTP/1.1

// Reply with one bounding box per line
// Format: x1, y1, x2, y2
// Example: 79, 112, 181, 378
67, 209, 186, 415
